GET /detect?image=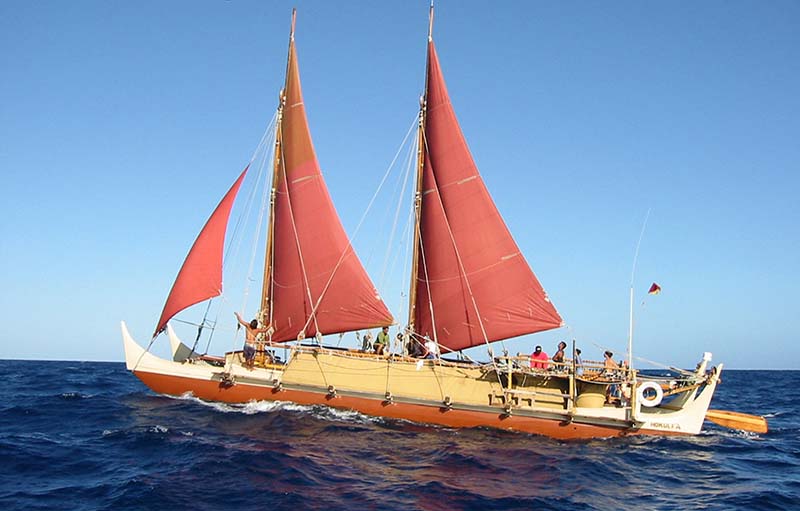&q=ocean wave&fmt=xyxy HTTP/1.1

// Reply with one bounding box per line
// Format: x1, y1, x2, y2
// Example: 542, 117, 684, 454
2, 361, 798, 511
59, 391, 92, 400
